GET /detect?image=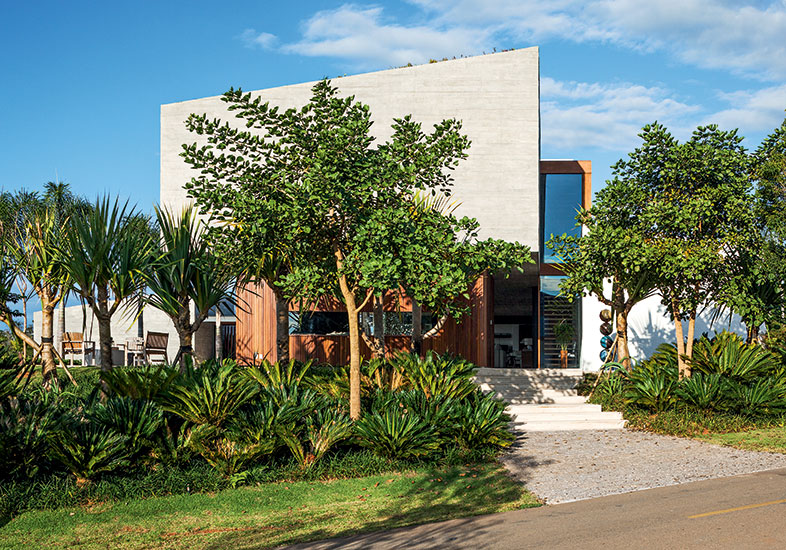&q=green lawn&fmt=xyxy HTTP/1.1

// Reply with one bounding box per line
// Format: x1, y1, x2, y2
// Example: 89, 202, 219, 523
697, 425, 786, 453
0, 463, 538, 550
